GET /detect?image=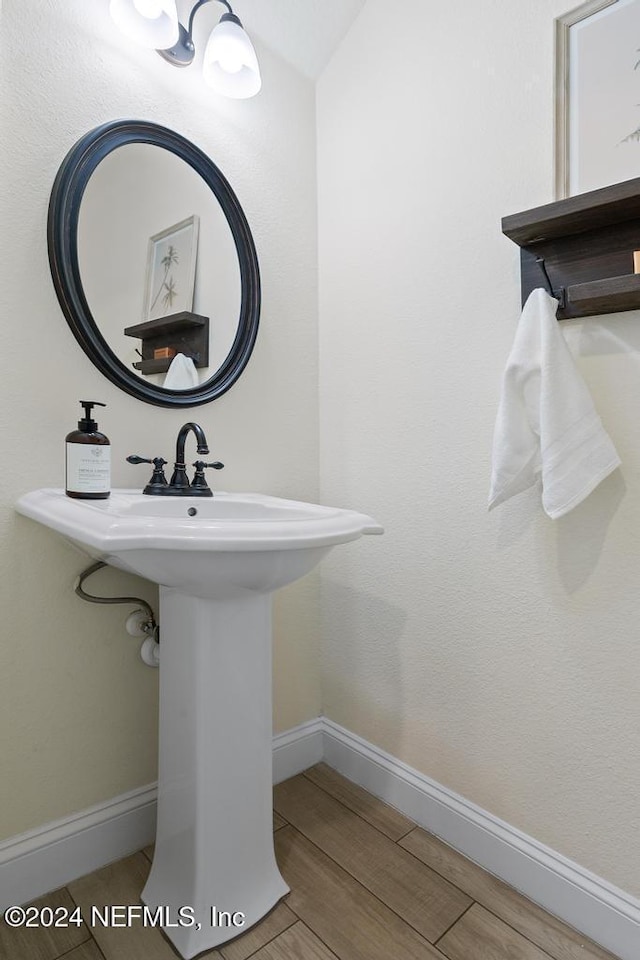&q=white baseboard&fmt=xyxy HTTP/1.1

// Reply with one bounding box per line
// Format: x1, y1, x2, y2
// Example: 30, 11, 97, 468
273, 717, 324, 783
2, 716, 638, 960
0, 784, 157, 913
321, 718, 640, 960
